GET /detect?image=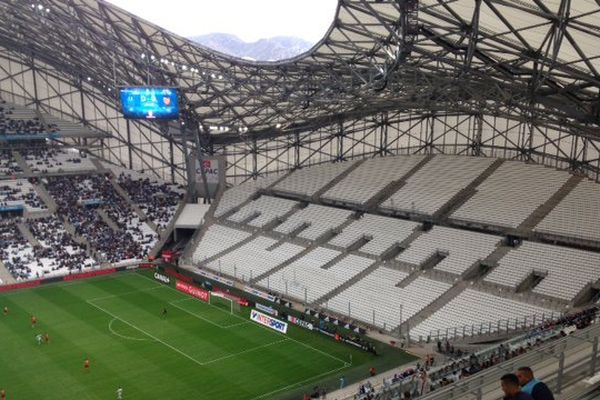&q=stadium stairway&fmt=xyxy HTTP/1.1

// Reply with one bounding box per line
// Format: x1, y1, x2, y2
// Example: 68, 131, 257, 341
435, 158, 505, 221
32, 182, 58, 213
313, 259, 382, 308
96, 209, 122, 233
17, 222, 40, 247
400, 281, 468, 337
366, 155, 435, 212
311, 159, 366, 202
149, 197, 189, 259
0, 261, 16, 284
11, 151, 33, 174
108, 177, 159, 233
517, 174, 584, 234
